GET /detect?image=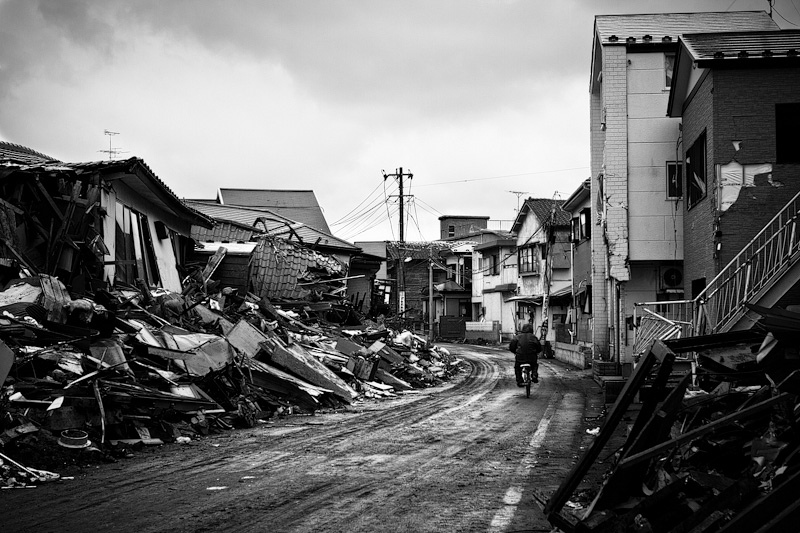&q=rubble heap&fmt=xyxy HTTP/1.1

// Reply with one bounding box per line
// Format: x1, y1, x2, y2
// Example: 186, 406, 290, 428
545, 308, 800, 533
0, 272, 462, 489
